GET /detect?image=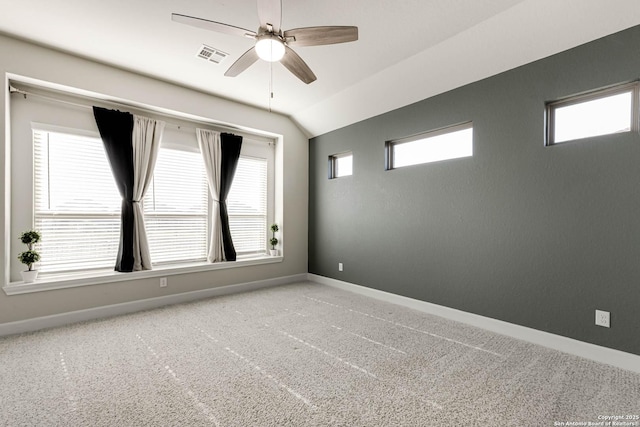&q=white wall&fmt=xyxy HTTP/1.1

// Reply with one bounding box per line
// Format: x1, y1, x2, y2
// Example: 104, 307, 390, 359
0, 34, 308, 324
